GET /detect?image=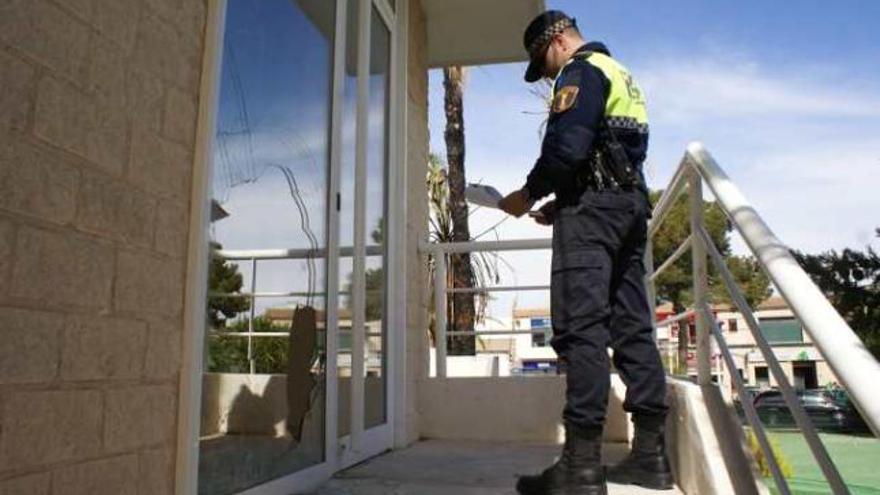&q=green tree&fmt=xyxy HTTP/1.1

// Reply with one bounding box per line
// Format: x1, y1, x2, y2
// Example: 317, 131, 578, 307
208, 316, 290, 373
718, 255, 773, 308
793, 247, 880, 359
344, 220, 386, 322
208, 241, 250, 328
